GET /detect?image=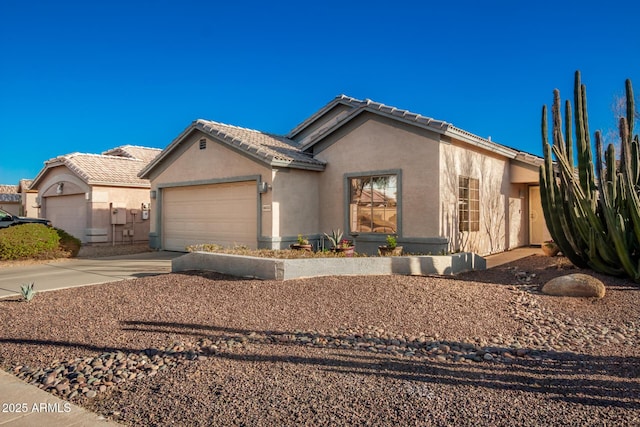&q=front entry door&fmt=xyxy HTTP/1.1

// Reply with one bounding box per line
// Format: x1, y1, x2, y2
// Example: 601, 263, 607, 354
529, 186, 550, 245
